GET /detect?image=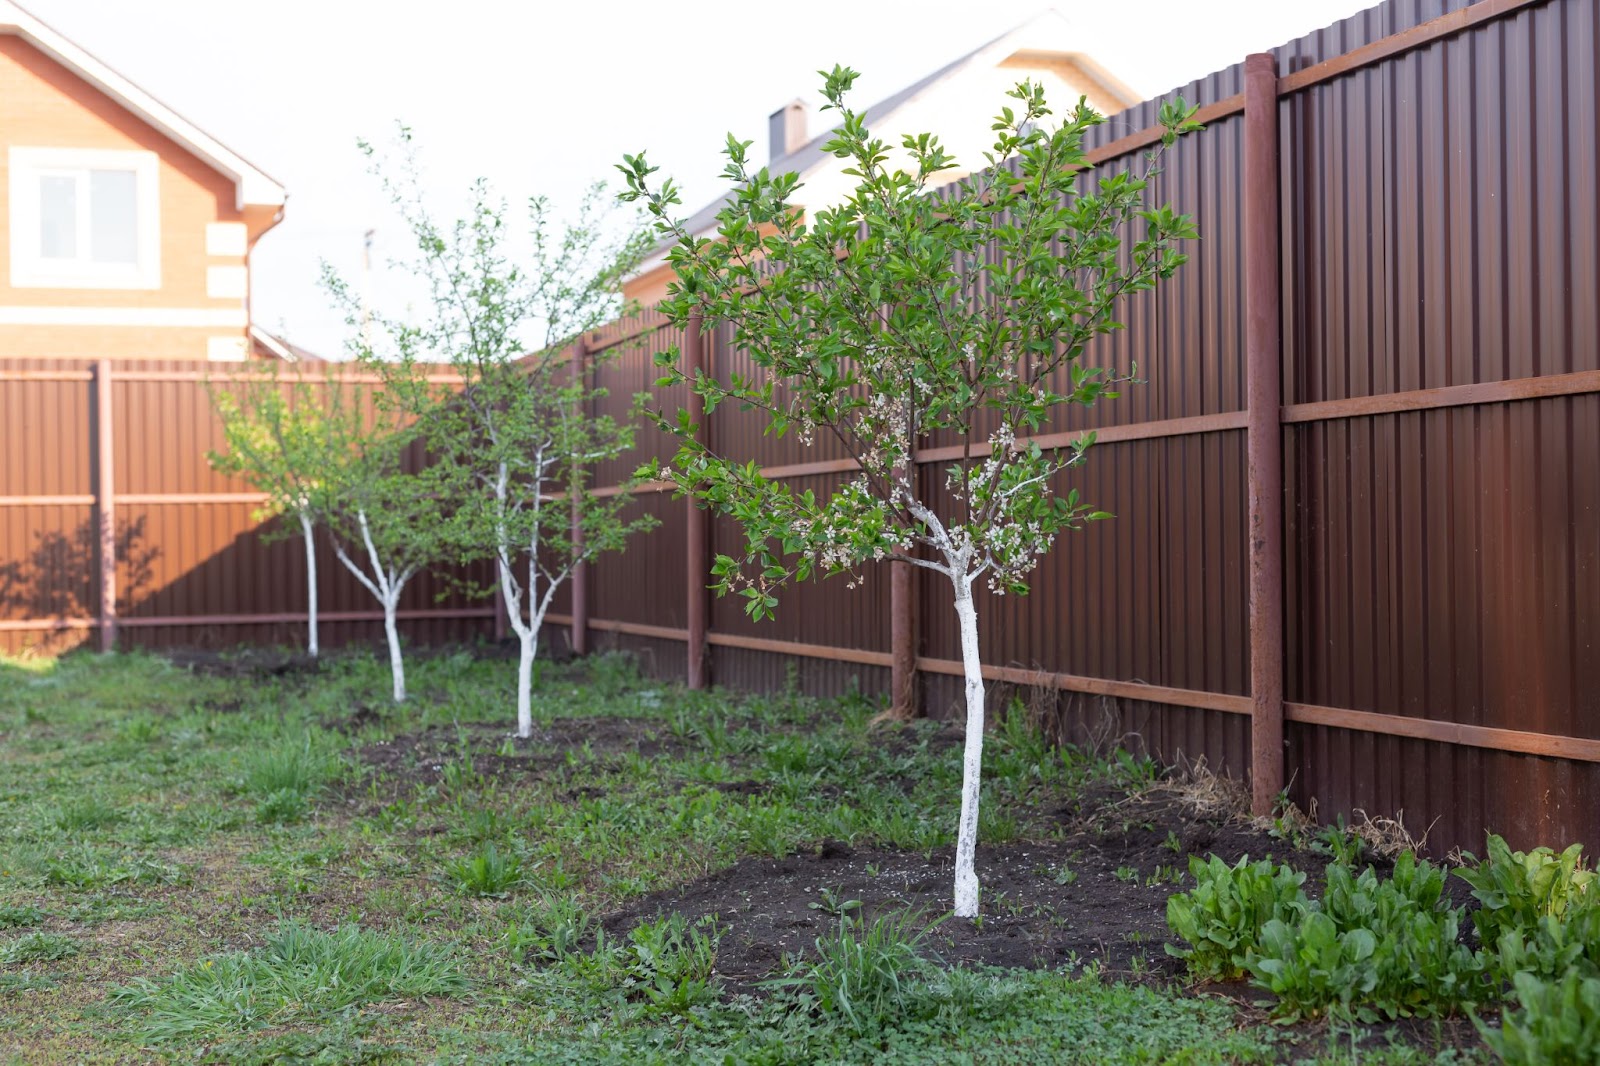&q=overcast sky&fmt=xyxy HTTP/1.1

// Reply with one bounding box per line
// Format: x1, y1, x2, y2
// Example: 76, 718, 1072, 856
25, 0, 1370, 357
